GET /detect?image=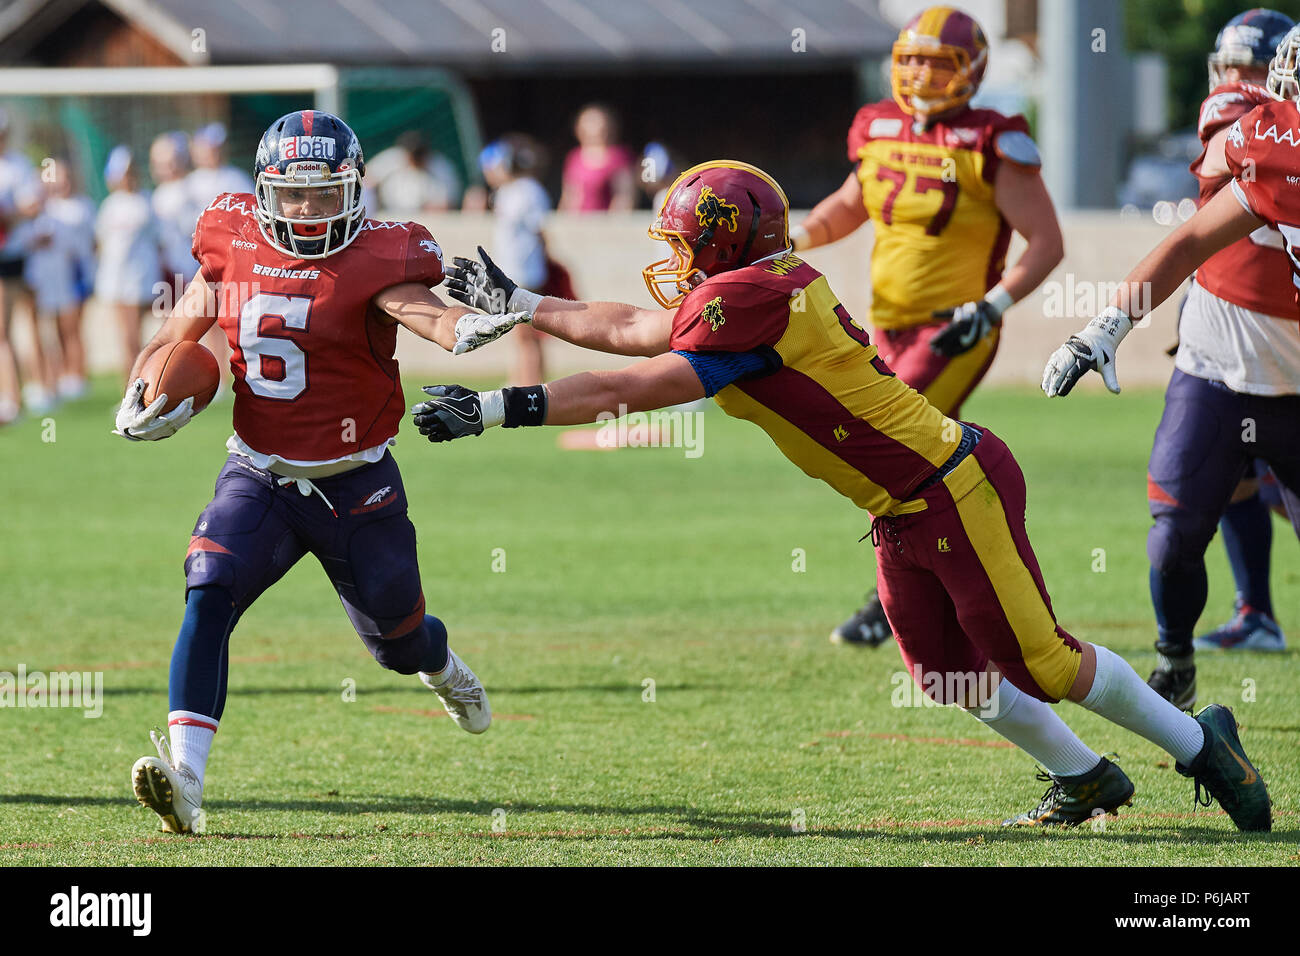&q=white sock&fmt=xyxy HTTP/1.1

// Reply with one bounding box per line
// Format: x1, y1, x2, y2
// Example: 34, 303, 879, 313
421, 651, 455, 687
168, 711, 218, 788
971, 679, 1101, 777
1078, 644, 1205, 765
